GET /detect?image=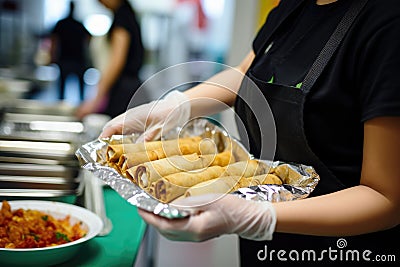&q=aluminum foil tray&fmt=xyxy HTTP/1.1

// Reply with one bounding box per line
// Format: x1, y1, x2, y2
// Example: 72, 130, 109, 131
76, 119, 320, 219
